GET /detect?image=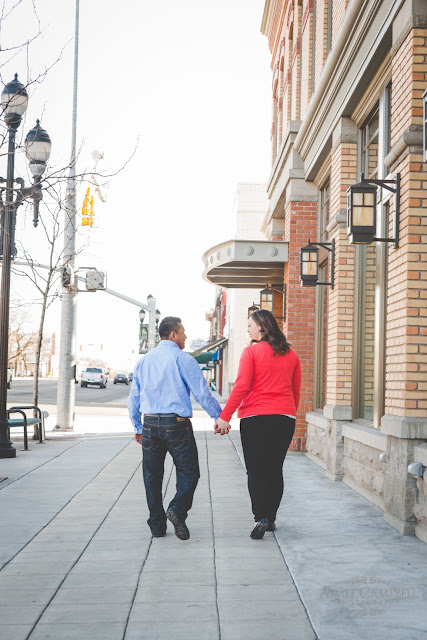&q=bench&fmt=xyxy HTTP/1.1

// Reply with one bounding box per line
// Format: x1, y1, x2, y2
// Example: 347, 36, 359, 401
7, 406, 47, 451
